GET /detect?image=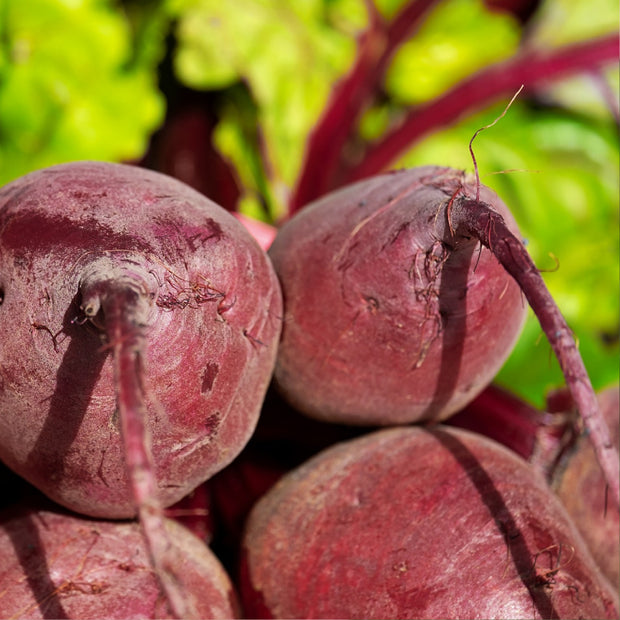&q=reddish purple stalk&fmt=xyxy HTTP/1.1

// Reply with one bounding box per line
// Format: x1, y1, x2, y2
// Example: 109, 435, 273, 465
290, 28, 618, 214
448, 196, 620, 508
289, 0, 440, 213
447, 384, 578, 475
80, 269, 195, 620
342, 33, 620, 184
